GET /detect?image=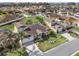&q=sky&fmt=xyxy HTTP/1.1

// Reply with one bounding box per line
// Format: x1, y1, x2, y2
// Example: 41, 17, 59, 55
0, 0, 79, 3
